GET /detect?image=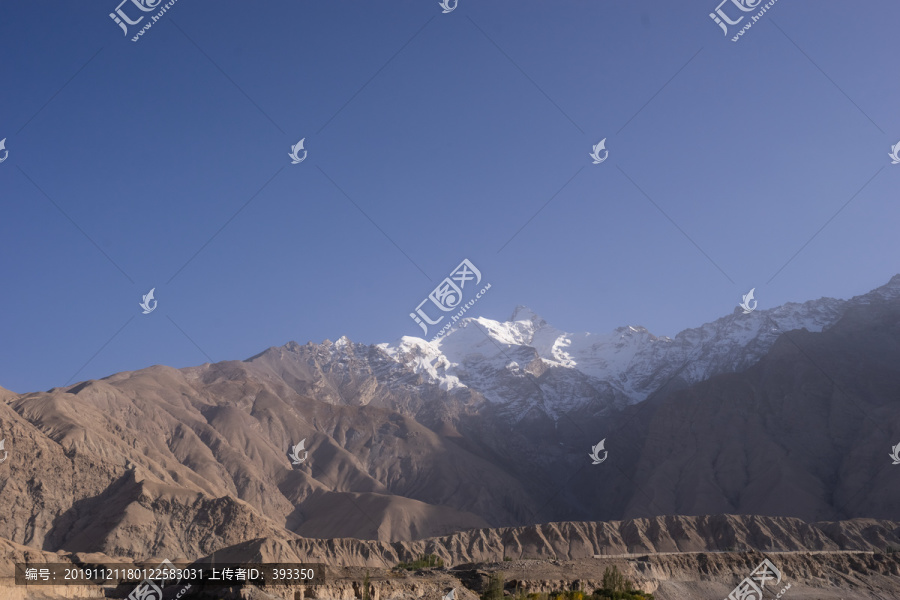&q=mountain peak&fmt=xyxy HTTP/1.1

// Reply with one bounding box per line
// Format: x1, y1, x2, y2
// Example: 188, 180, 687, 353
878, 274, 900, 294
509, 305, 544, 324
